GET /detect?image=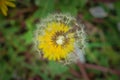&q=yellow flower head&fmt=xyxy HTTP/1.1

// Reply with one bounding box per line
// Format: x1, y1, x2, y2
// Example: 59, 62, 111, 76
34, 14, 86, 64
38, 22, 75, 61
0, 0, 16, 16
